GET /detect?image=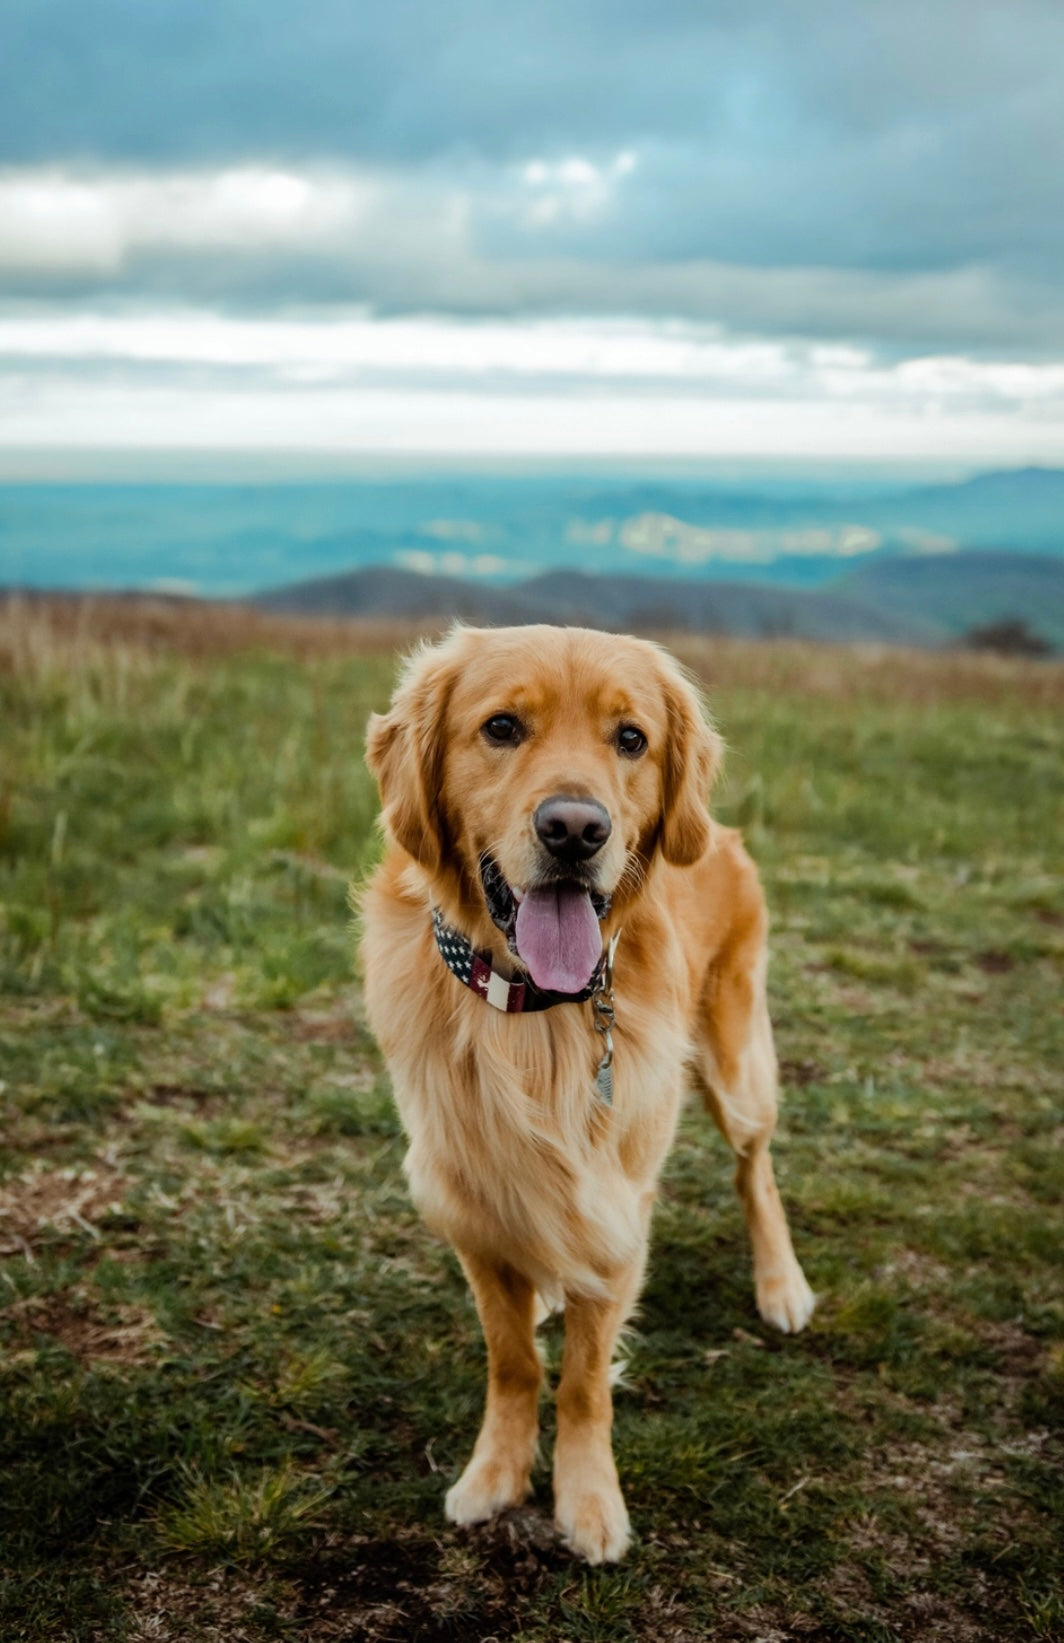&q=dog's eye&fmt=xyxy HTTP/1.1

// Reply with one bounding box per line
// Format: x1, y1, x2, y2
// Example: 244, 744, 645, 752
617, 724, 648, 757
482, 713, 524, 746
